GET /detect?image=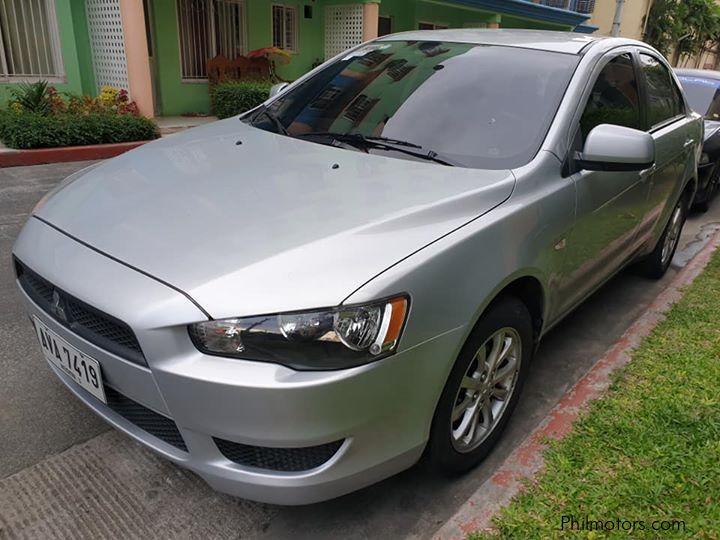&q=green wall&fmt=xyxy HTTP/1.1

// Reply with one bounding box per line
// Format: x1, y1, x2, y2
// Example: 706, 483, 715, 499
415, 2, 495, 28
249, 0, 325, 81
147, 0, 574, 116
0, 0, 87, 104
0, 0, 575, 115
150, 0, 211, 115
69, 0, 96, 94
379, 0, 416, 32
151, 0, 327, 116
